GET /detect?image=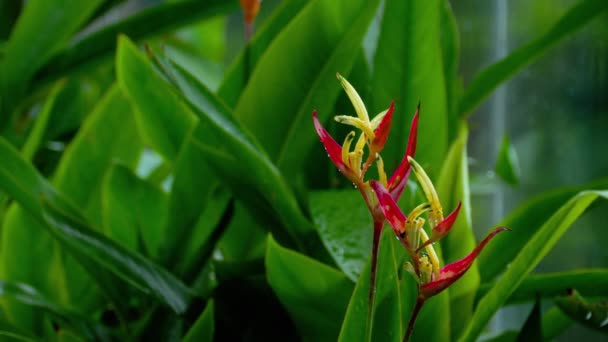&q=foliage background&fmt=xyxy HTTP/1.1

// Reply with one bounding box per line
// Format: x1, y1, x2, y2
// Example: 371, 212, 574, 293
0, 0, 606, 341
